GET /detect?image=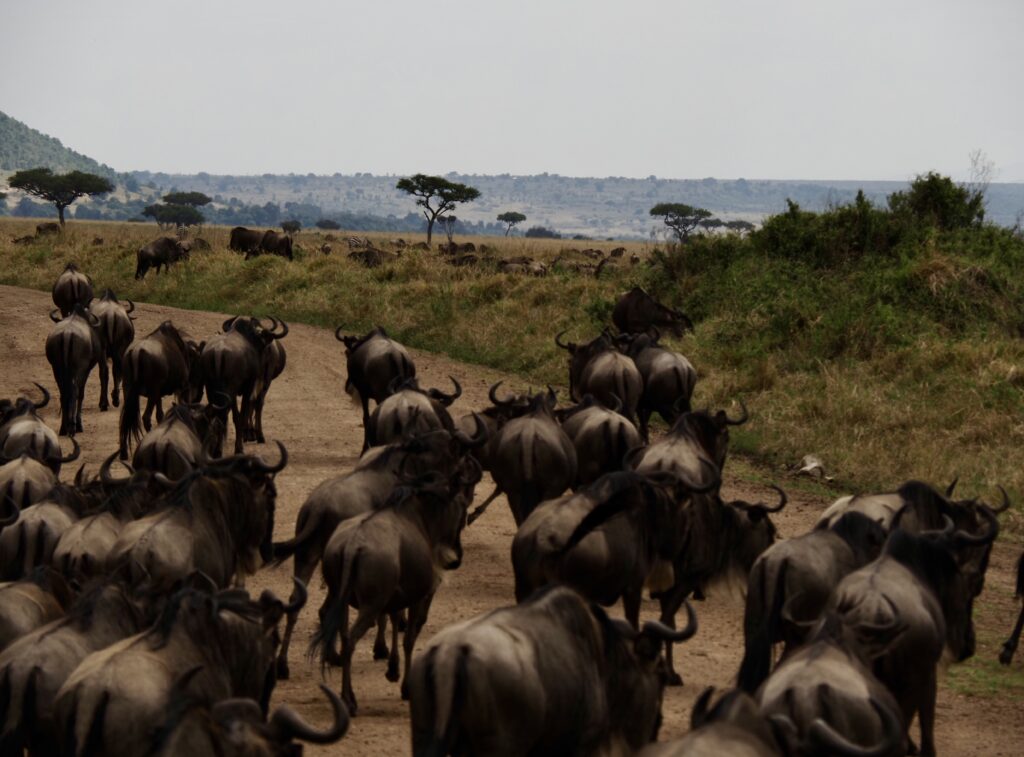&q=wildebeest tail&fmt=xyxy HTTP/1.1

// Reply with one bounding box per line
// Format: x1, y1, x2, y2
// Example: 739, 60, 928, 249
63, 686, 109, 757
415, 644, 470, 757
271, 508, 320, 564
737, 559, 787, 693
309, 546, 360, 673
118, 351, 144, 455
